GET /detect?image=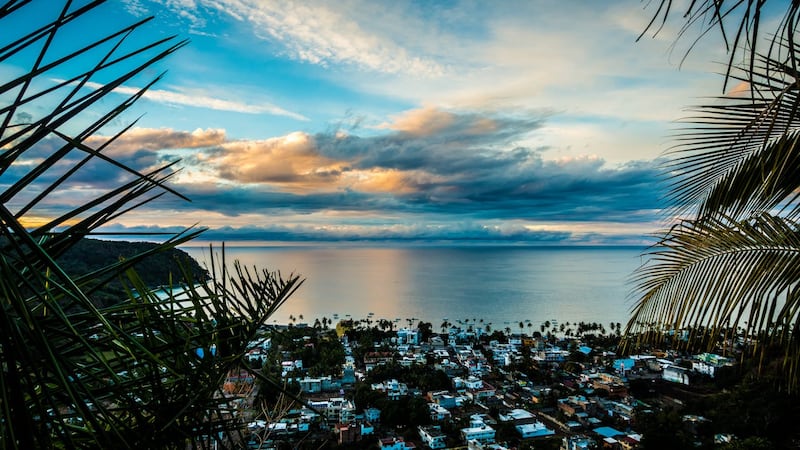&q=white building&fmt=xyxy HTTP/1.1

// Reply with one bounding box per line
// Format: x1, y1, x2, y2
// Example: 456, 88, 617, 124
516, 421, 555, 438
465, 376, 483, 390
396, 327, 420, 345
429, 403, 452, 422
498, 408, 534, 422
663, 365, 690, 385
280, 359, 303, 377
419, 425, 447, 449
467, 441, 509, 450
318, 397, 356, 423
692, 353, 734, 377
298, 376, 332, 393
461, 425, 496, 444
563, 435, 594, 450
